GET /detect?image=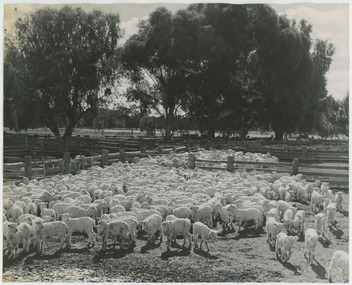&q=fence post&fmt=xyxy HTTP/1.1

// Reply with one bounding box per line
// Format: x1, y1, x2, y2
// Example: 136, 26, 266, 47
23, 155, 33, 180
186, 145, 190, 152
63, 152, 71, 174
141, 147, 146, 154
172, 146, 177, 152
101, 150, 109, 167
158, 146, 164, 154
40, 139, 44, 155
42, 157, 46, 178
291, 158, 299, 175
120, 148, 126, 162
301, 146, 307, 162
187, 153, 196, 169
227, 156, 235, 172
